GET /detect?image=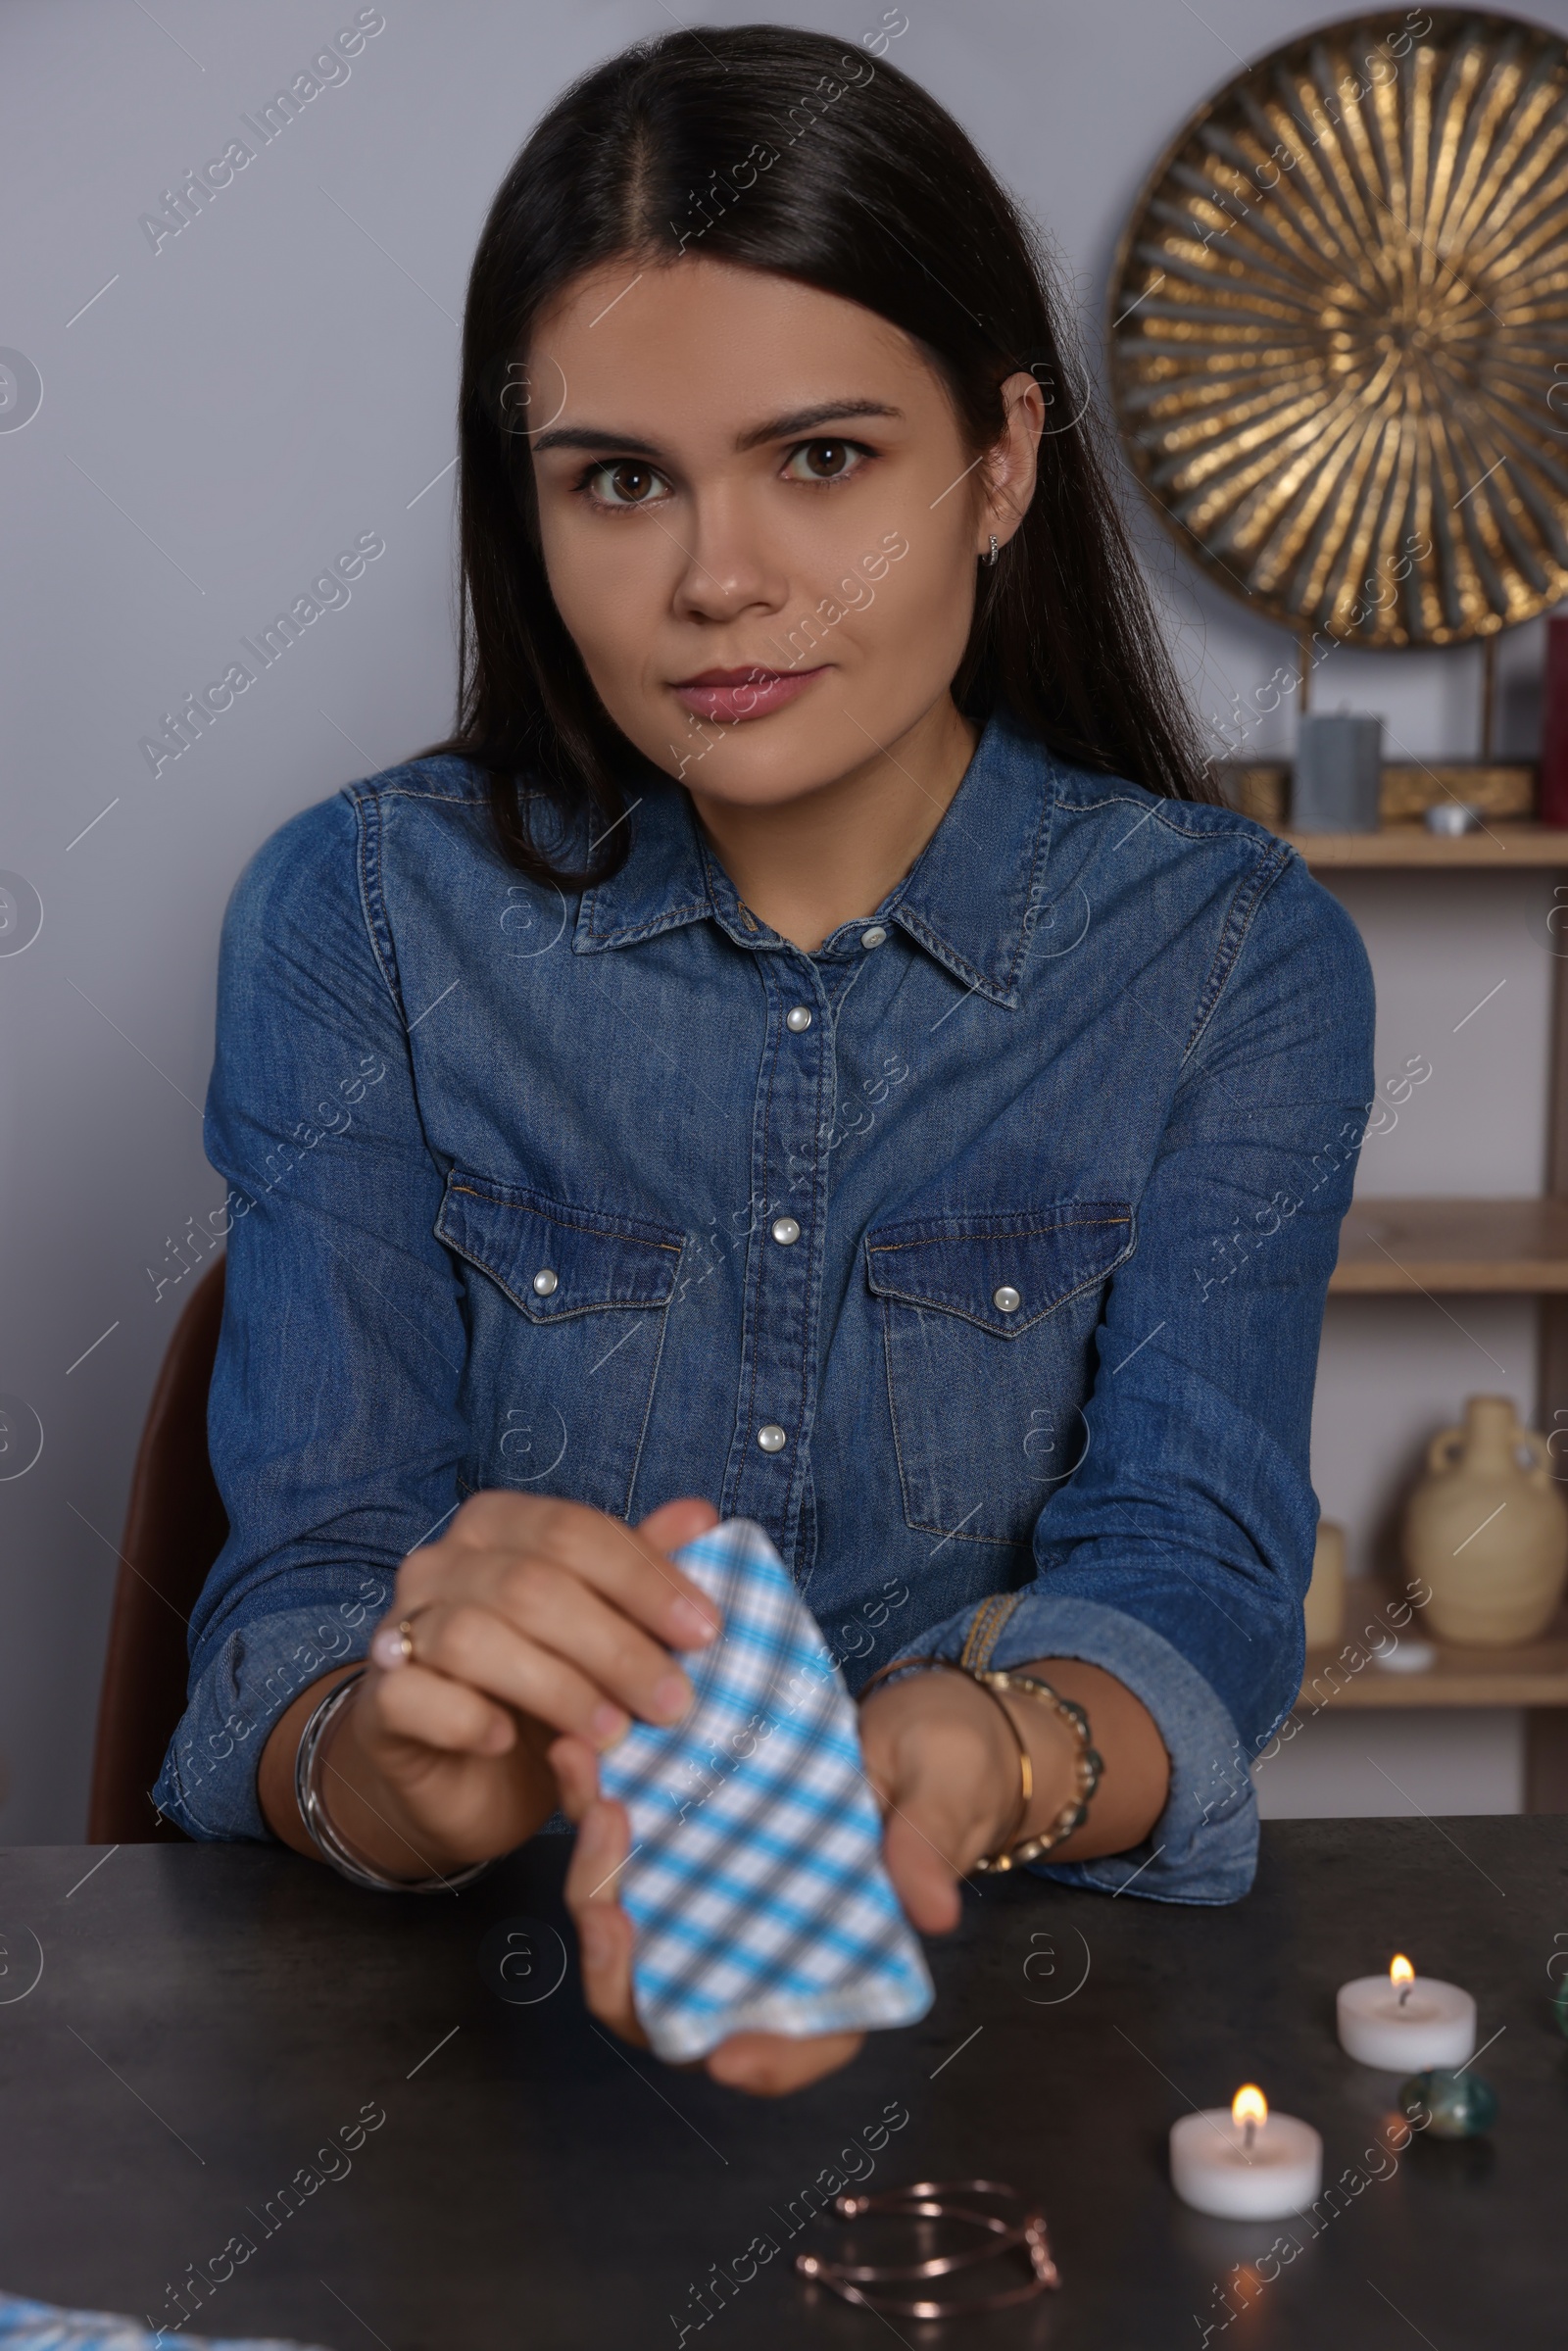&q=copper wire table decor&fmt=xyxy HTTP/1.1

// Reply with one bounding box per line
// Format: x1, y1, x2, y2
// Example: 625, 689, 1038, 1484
795, 2179, 1060, 2318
